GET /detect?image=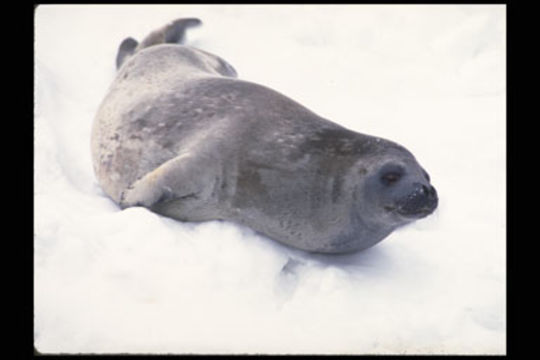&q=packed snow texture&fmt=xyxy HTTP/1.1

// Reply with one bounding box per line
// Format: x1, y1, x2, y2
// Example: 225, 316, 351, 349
34, 5, 506, 354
